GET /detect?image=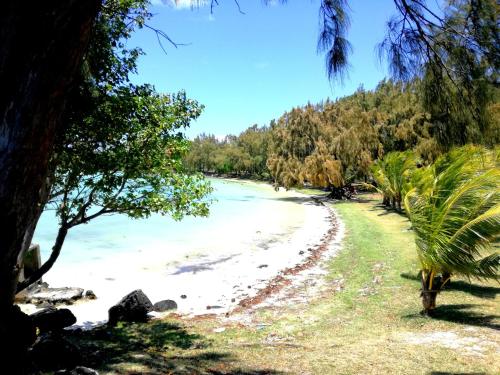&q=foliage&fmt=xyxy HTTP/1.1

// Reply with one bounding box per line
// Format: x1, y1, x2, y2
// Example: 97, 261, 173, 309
419, 0, 500, 147
51, 88, 211, 225
184, 125, 270, 179
404, 145, 500, 312
266, 81, 432, 195
17, 0, 212, 291
371, 151, 417, 210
